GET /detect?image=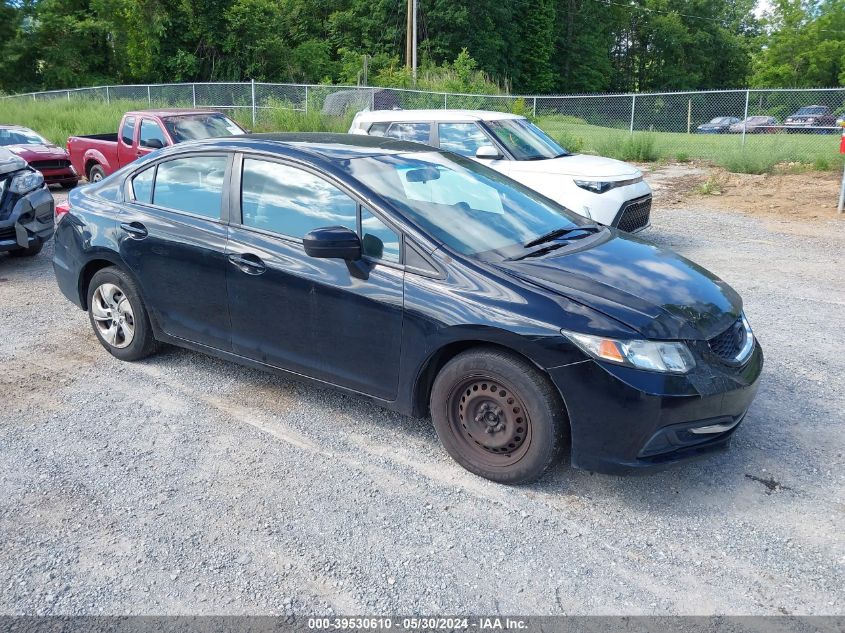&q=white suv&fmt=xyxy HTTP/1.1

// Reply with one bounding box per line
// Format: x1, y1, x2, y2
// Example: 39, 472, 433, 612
349, 109, 652, 231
